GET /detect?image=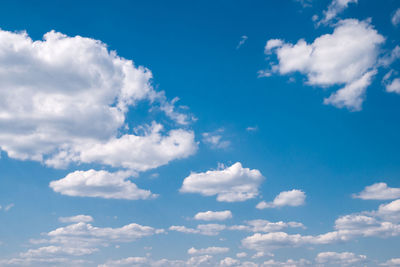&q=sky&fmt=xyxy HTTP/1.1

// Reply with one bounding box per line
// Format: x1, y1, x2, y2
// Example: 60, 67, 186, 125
0, 0, 400, 266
